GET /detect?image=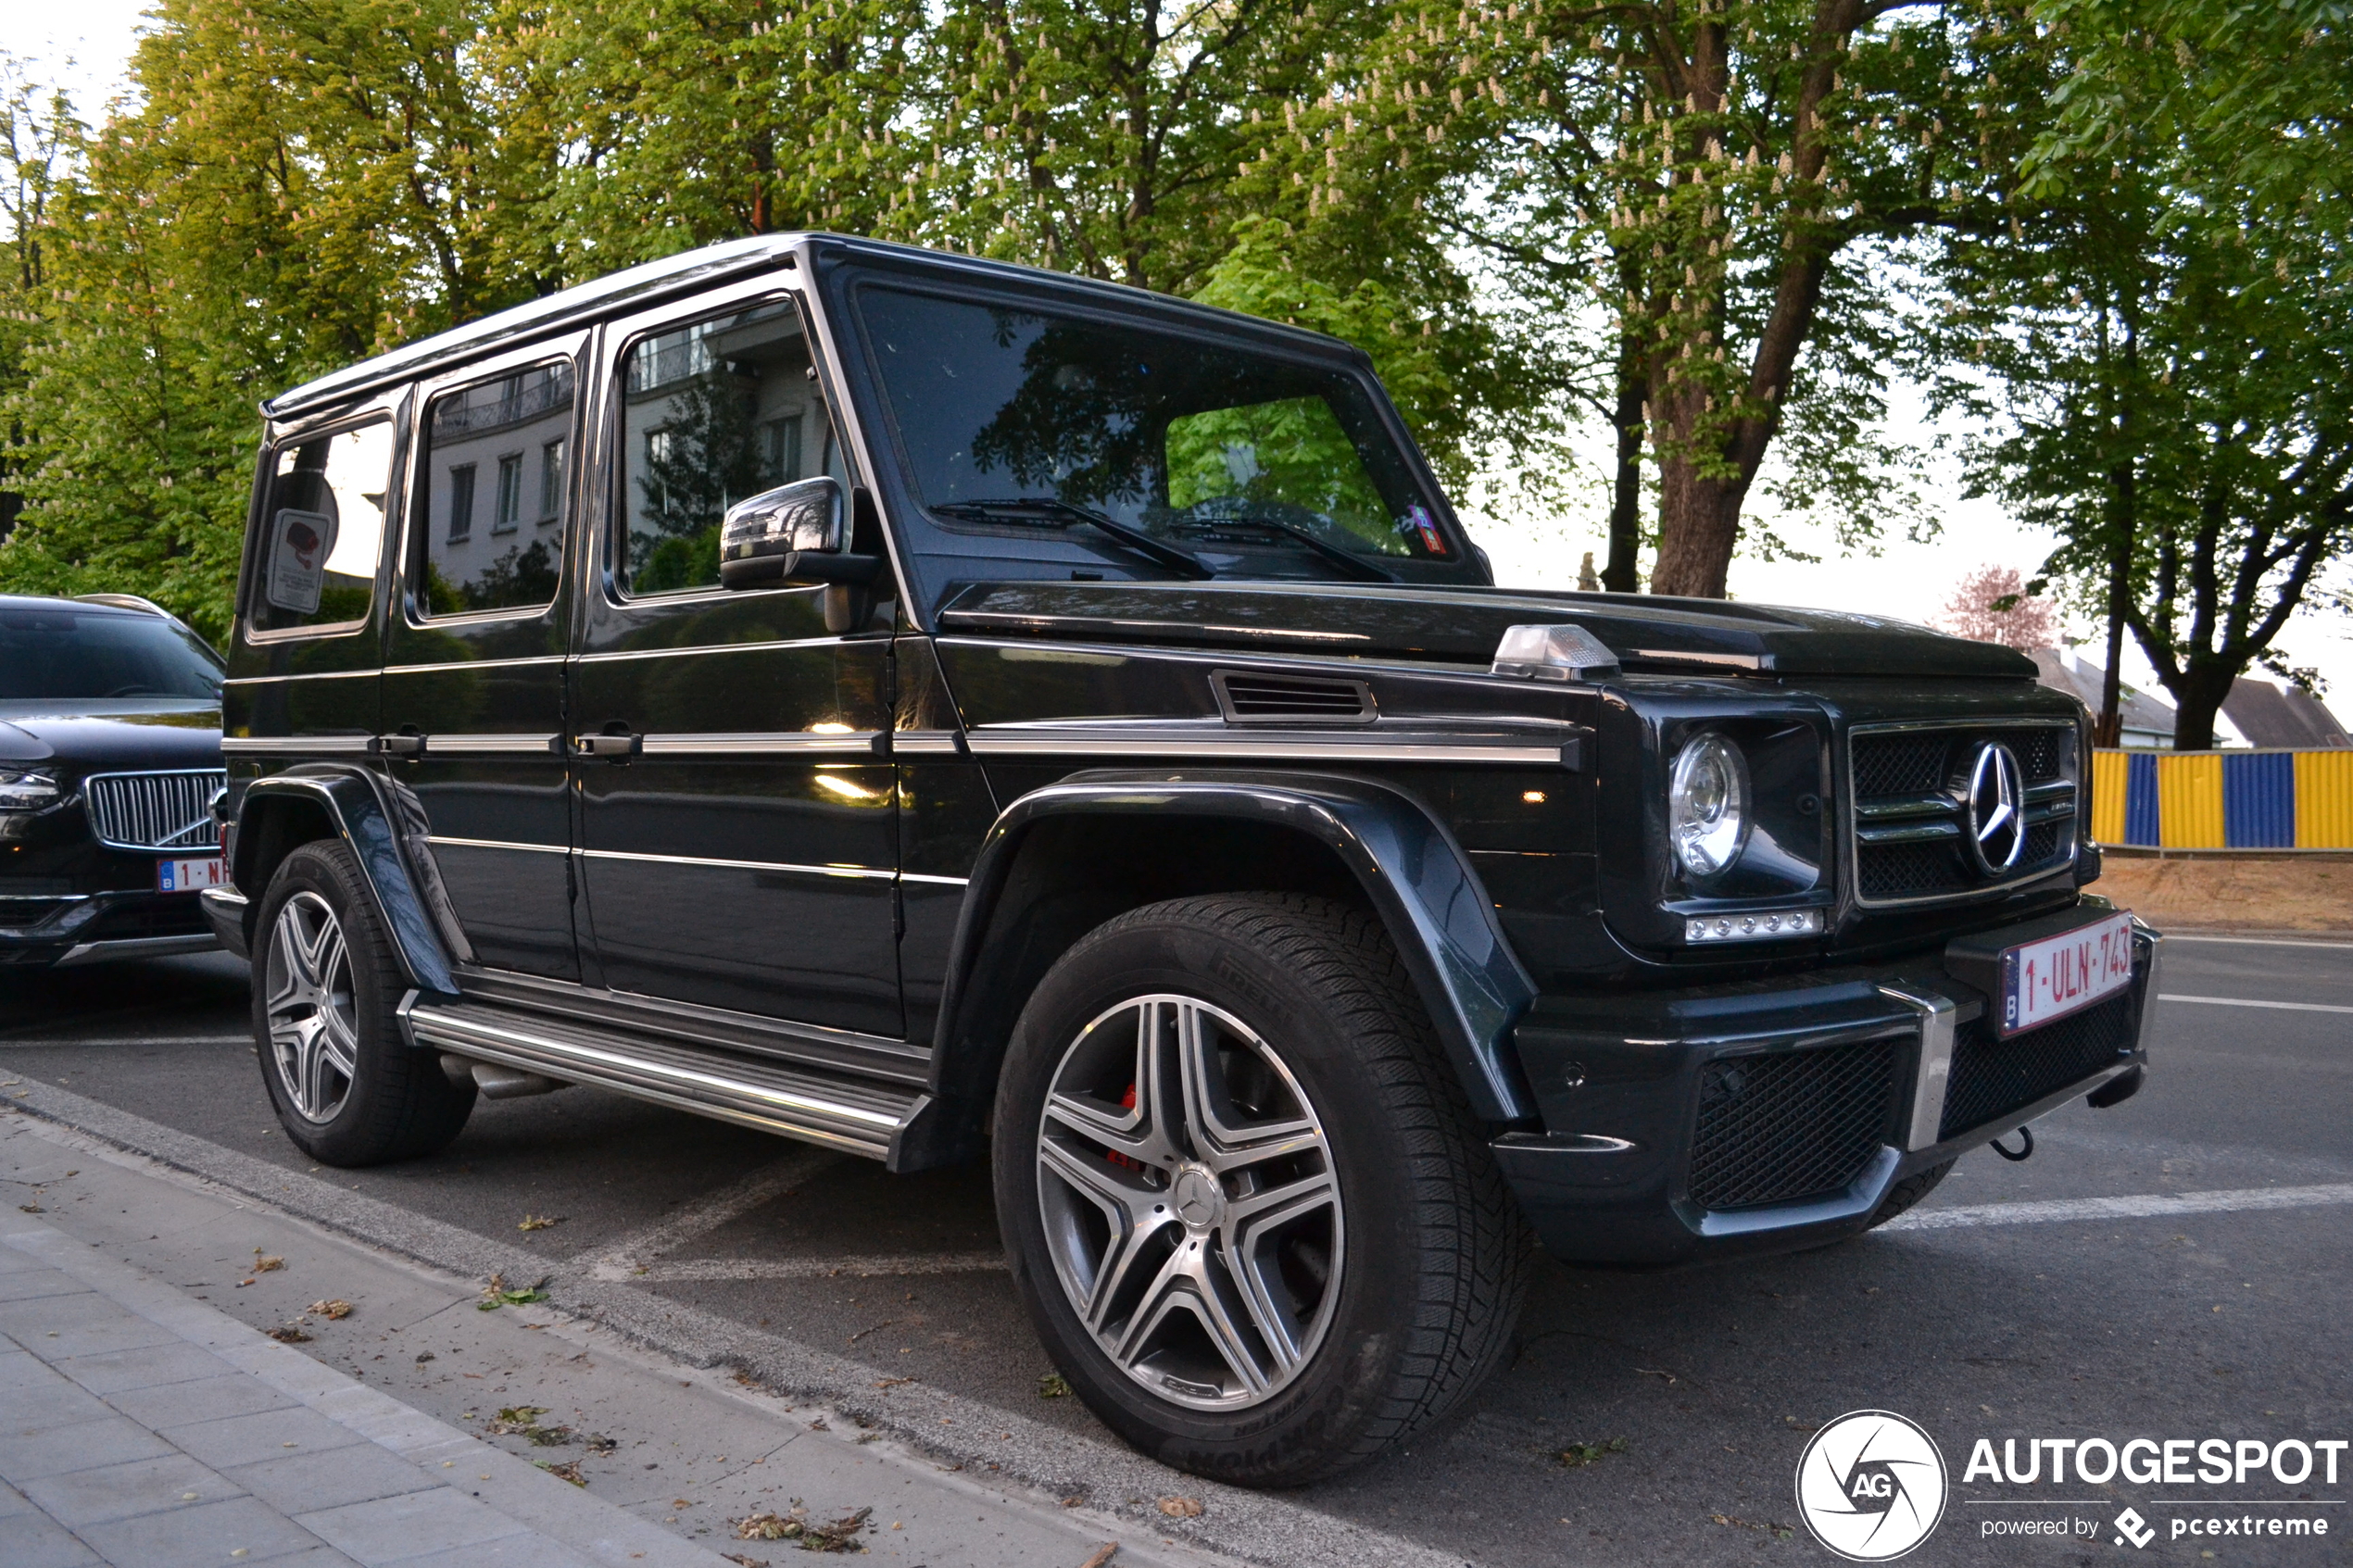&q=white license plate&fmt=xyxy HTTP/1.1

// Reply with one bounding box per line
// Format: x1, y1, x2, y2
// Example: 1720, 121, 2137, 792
157, 857, 227, 893
2000, 911, 2135, 1036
